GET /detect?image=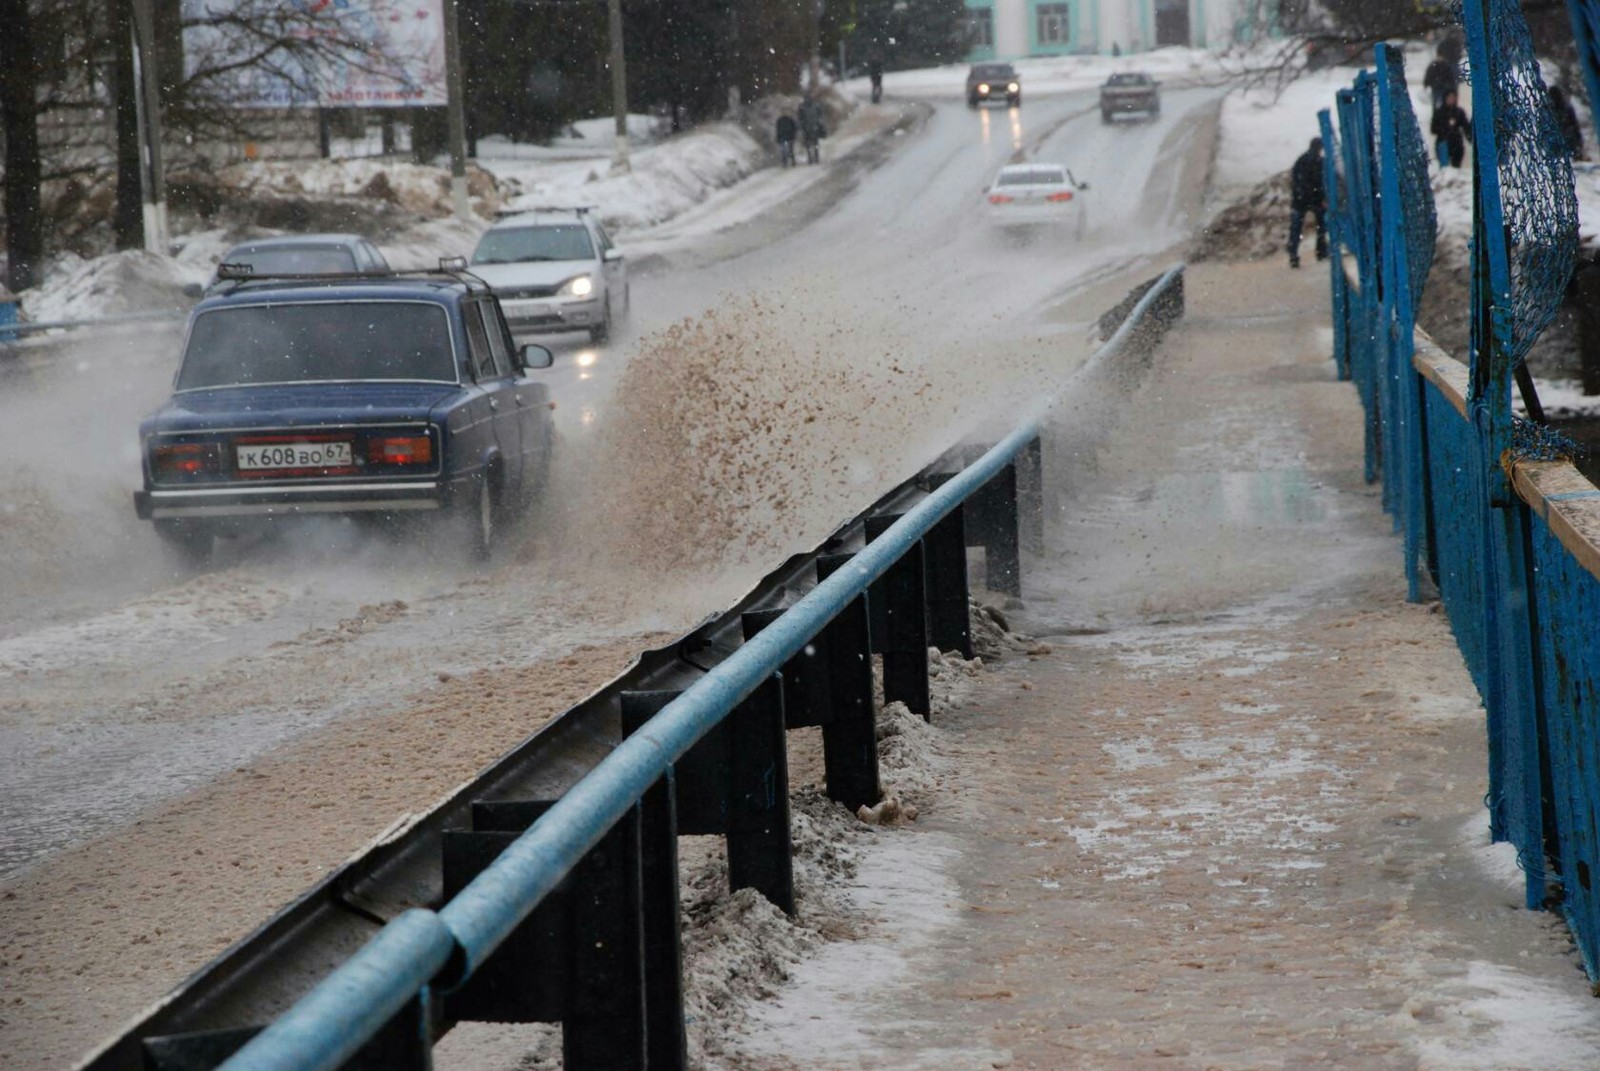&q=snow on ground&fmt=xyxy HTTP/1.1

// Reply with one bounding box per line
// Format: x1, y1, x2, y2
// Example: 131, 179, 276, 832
477, 121, 767, 234
10, 105, 825, 324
